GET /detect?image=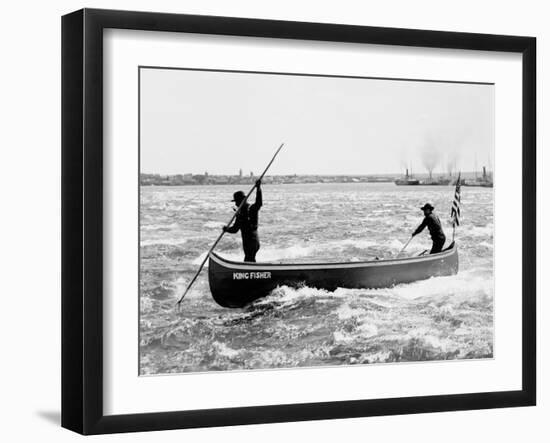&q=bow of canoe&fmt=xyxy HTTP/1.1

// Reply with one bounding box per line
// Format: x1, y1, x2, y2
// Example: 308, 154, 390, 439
208, 242, 458, 308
